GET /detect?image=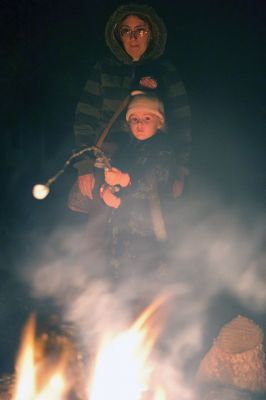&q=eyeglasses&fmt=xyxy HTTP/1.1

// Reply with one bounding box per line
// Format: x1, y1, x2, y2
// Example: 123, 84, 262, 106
128, 115, 156, 125
119, 27, 150, 39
